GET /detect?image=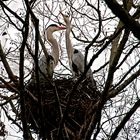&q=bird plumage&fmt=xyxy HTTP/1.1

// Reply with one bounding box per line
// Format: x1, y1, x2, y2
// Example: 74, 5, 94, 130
31, 24, 66, 82
61, 12, 95, 85
72, 49, 84, 76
